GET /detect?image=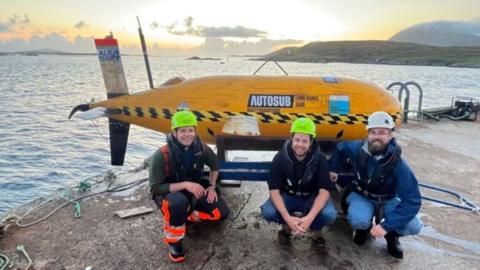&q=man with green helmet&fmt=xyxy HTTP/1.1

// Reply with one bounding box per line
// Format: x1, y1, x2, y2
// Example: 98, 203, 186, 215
261, 117, 337, 247
149, 110, 230, 263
